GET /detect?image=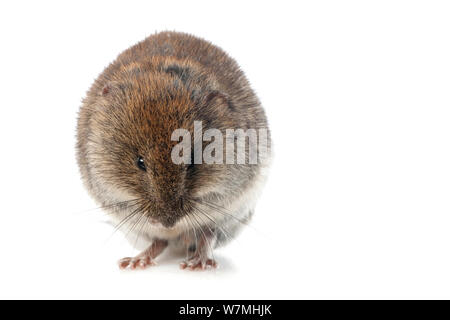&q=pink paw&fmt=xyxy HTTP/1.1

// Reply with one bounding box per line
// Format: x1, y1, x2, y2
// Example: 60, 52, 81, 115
180, 256, 217, 270
118, 256, 156, 270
